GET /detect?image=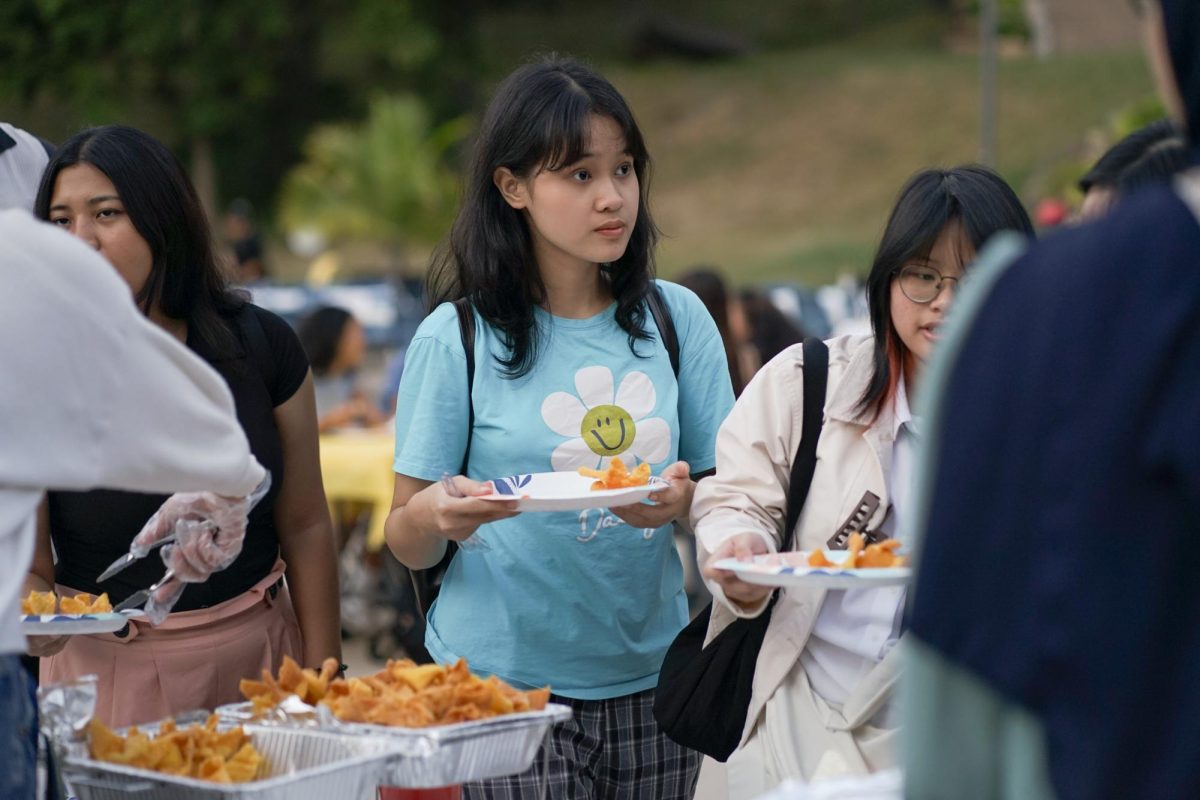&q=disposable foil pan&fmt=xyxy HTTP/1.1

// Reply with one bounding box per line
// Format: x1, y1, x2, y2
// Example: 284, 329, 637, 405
63, 723, 395, 800
217, 701, 574, 788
